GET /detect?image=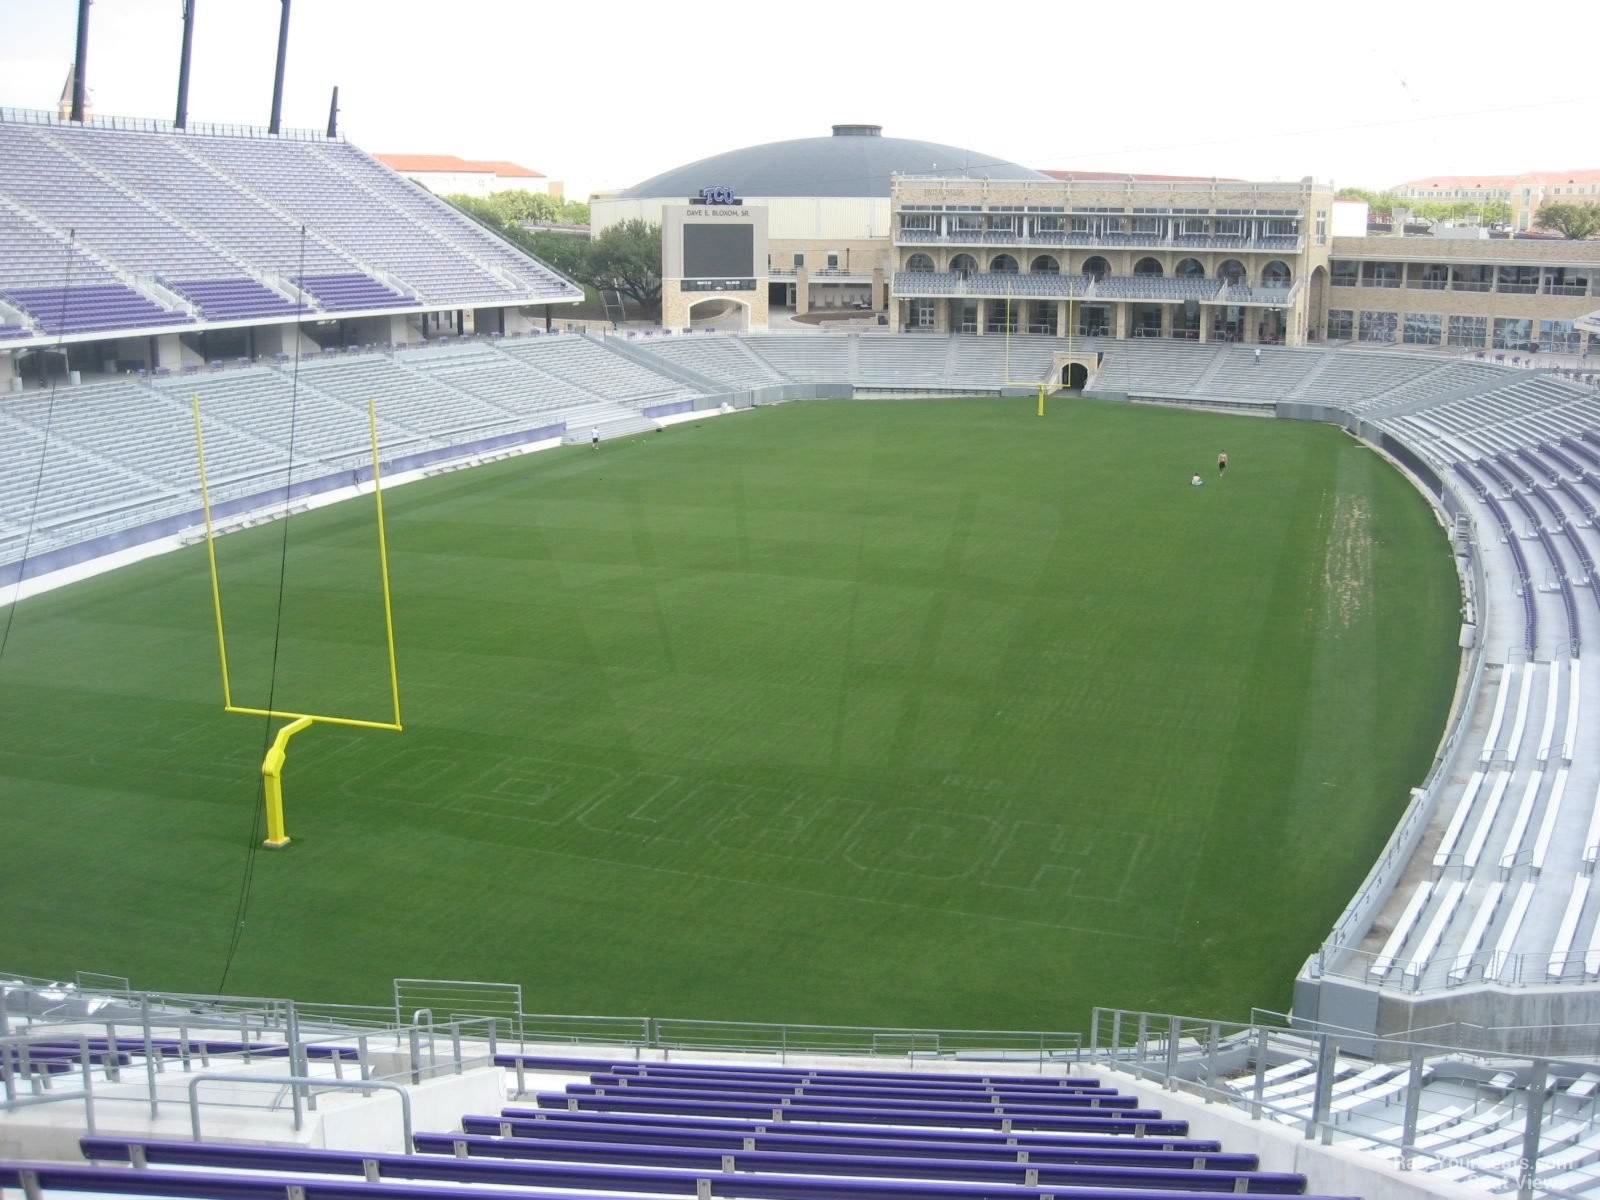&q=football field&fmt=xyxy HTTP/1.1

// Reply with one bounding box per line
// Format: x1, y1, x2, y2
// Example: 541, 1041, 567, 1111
0, 397, 1461, 1031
